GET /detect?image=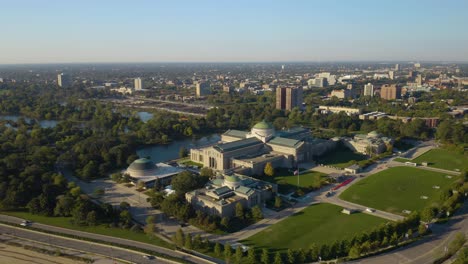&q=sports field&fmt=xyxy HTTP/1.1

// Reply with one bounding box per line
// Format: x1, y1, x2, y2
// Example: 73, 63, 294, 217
411, 148, 468, 171
241, 203, 387, 251
261, 169, 327, 194
340, 167, 459, 215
